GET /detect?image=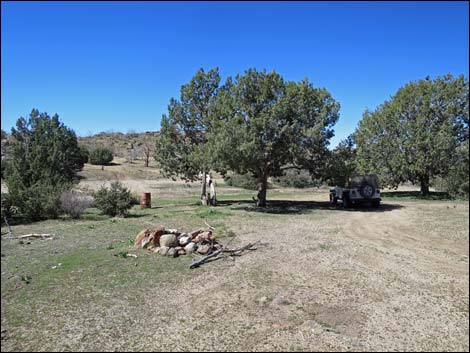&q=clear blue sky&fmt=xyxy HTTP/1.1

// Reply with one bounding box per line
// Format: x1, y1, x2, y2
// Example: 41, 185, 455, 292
1, 1, 469, 147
